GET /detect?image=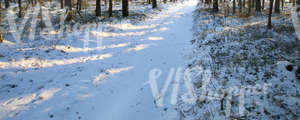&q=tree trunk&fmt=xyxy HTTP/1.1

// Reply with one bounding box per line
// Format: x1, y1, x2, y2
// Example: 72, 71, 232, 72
18, 0, 21, 17
5, 0, 10, 8
96, 0, 101, 16
109, 0, 112, 17
274, 0, 280, 13
122, 0, 128, 17
255, 0, 261, 12
268, 0, 274, 29
252, 0, 255, 8
61, 0, 63, 8
152, 0, 157, 8
297, 0, 300, 11
238, 0, 242, 12
0, 1, 2, 43
242, 0, 245, 7
281, 0, 283, 10
248, 0, 252, 15
77, 0, 81, 10
293, 0, 295, 5
213, 0, 219, 12
39, 0, 43, 31
65, 0, 72, 9
262, 0, 264, 9
233, 0, 236, 14
64, 0, 72, 21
